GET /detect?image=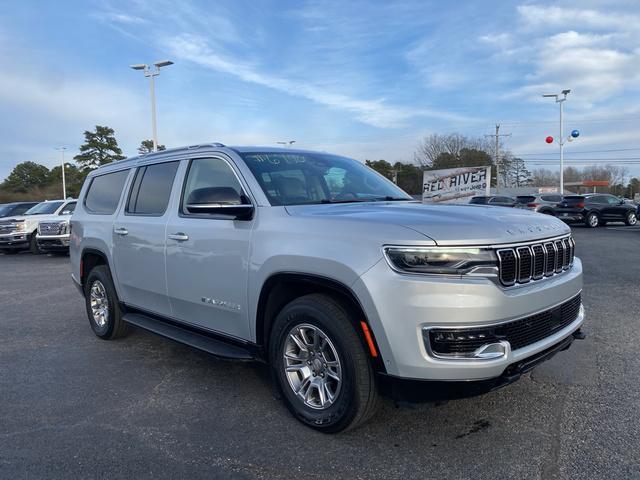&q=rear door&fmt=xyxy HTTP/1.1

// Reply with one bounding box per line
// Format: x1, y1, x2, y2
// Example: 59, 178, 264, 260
602, 195, 626, 220
165, 156, 254, 340
112, 160, 180, 315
